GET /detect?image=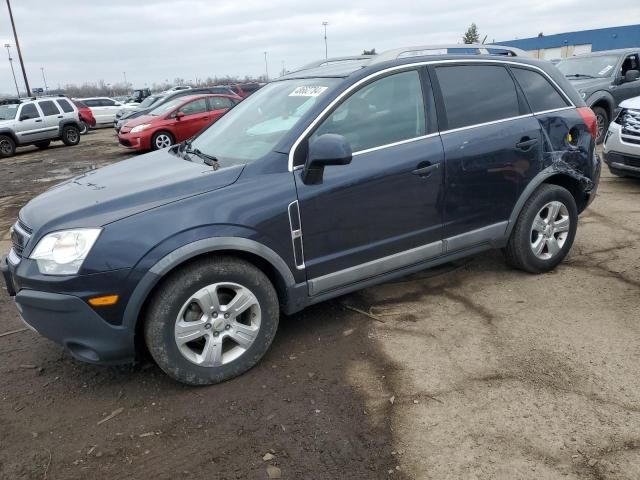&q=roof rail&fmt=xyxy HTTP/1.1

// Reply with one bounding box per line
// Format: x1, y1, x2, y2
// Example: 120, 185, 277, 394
369, 44, 529, 64
290, 55, 374, 74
